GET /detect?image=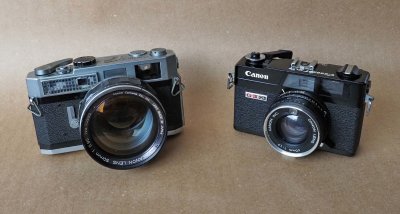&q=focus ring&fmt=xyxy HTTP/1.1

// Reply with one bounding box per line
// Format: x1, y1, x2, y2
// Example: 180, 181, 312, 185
272, 91, 327, 119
